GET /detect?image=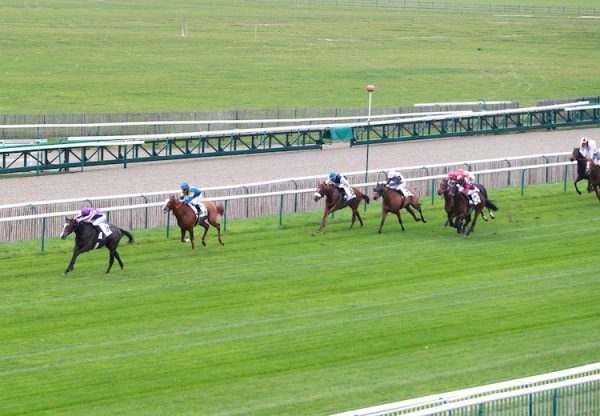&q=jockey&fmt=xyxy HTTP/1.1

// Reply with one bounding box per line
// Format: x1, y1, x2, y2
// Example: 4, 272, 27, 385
579, 137, 600, 164
456, 175, 481, 206
326, 172, 356, 201
75, 207, 106, 226
75, 207, 107, 237
385, 170, 410, 198
179, 182, 203, 215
